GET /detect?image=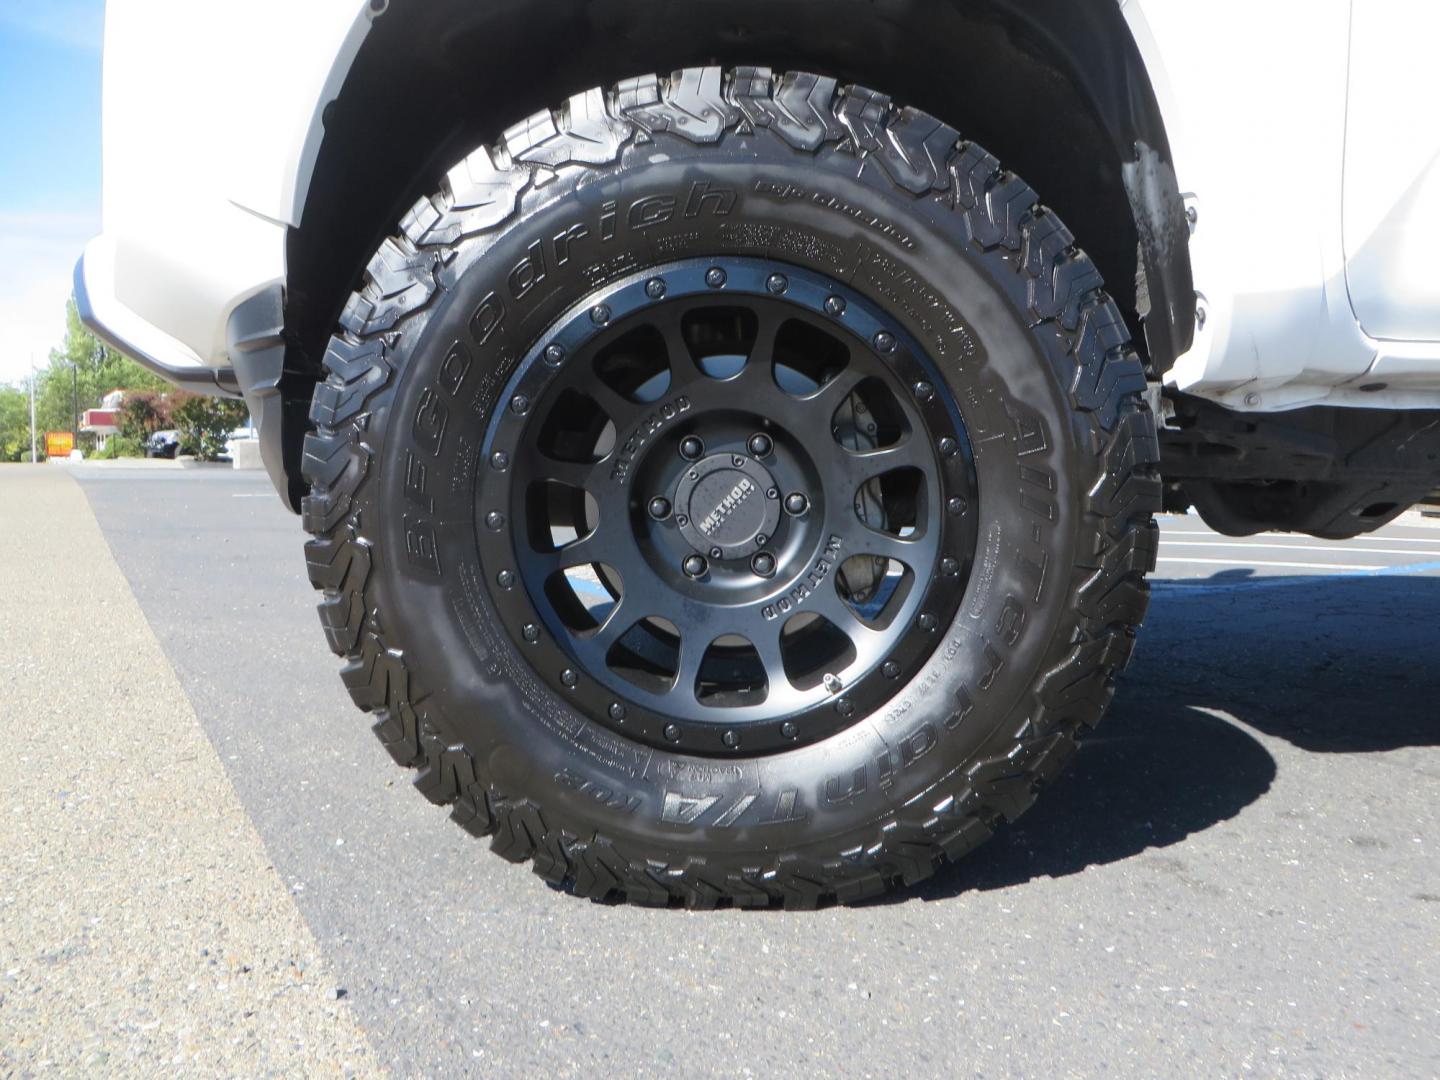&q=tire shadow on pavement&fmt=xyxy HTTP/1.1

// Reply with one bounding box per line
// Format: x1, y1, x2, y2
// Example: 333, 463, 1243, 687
882, 571, 1440, 903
